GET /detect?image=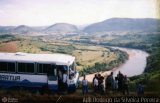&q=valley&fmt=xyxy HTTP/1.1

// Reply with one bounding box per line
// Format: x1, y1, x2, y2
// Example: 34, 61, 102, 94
0, 34, 128, 75
0, 18, 159, 97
